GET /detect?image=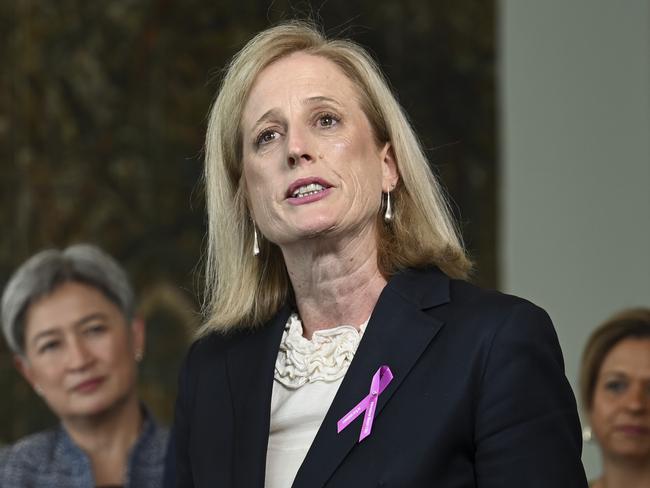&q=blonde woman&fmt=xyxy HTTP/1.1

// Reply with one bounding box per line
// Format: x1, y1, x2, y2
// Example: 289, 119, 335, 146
170, 22, 587, 487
